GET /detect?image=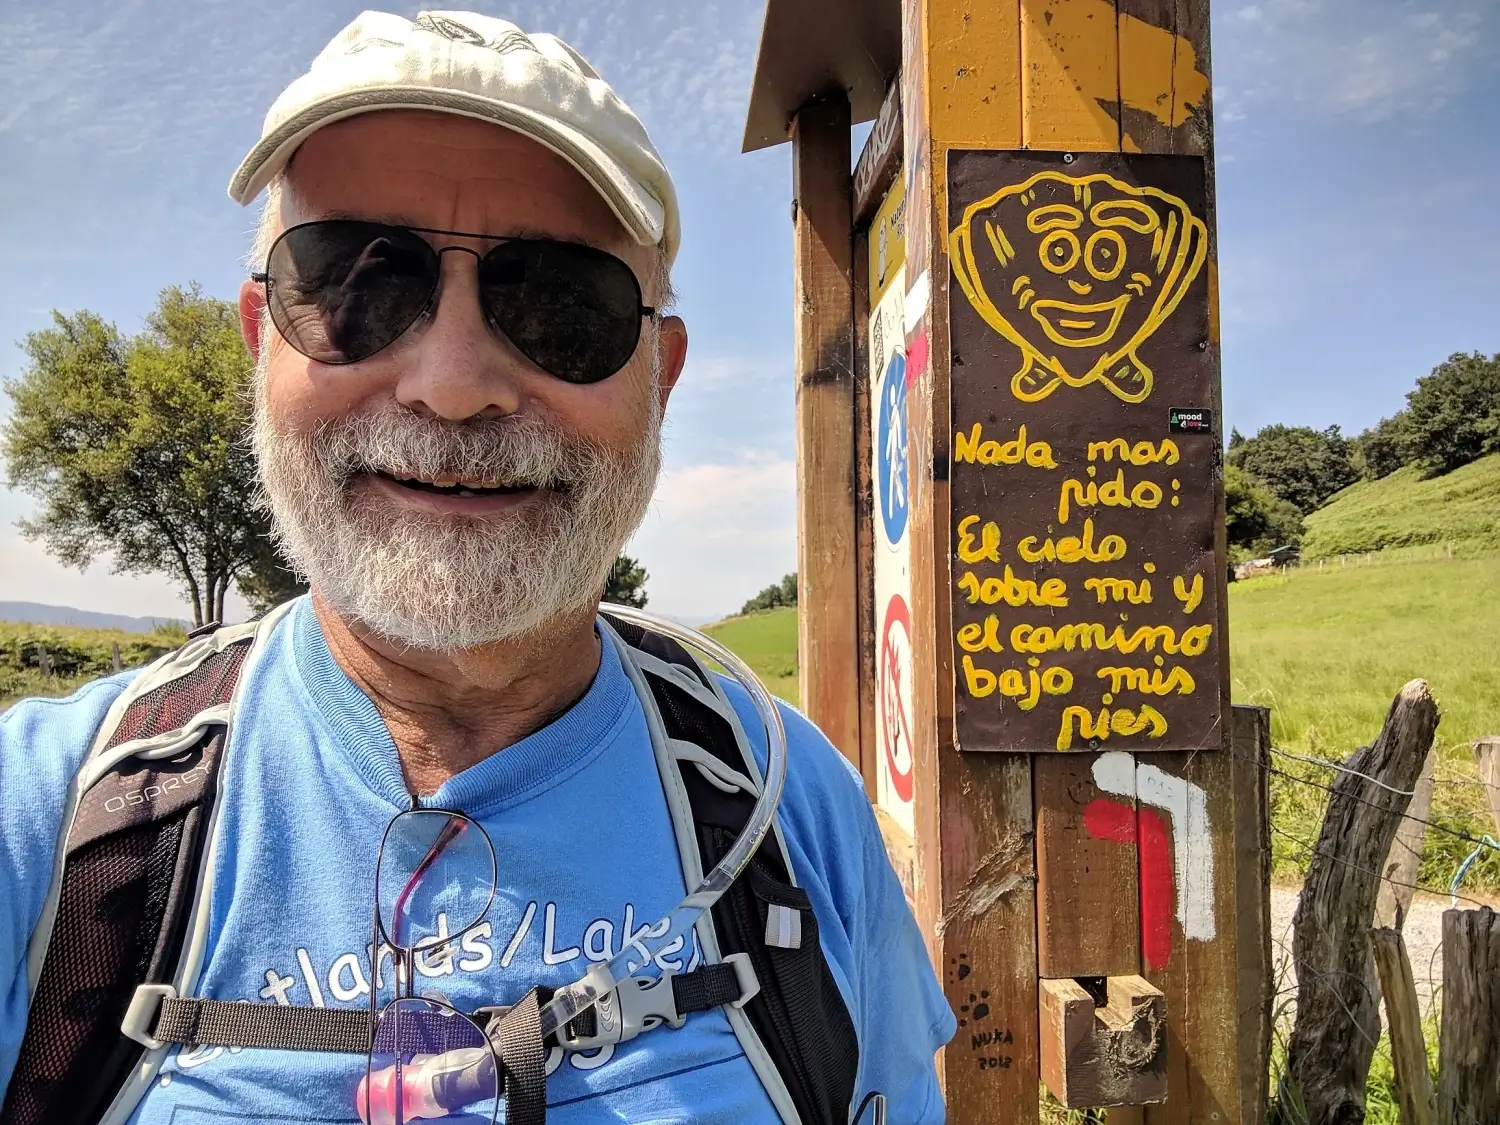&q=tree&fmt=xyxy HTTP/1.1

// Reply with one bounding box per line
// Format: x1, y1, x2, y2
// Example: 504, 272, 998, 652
1226, 424, 1359, 513
1352, 413, 1410, 481
2, 285, 299, 627
739, 573, 798, 616
1225, 464, 1303, 557
602, 554, 648, 608
1399, 351, 1500, 476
